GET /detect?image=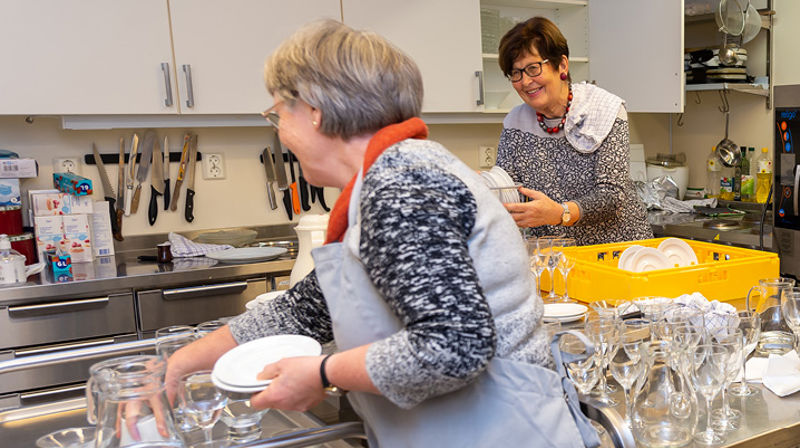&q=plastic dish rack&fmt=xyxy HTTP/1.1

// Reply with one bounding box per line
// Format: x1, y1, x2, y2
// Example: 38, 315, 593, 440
540, 238, 779, 303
